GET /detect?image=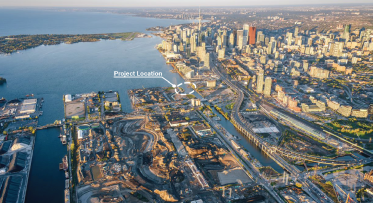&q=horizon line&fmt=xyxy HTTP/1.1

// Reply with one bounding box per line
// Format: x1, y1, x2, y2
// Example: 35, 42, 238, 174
1, 3, 373, 8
